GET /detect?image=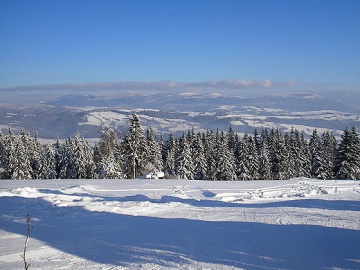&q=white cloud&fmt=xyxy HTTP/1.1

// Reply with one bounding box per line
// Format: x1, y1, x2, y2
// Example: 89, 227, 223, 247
261, 80, 272, 88
0, 79, 296, 93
